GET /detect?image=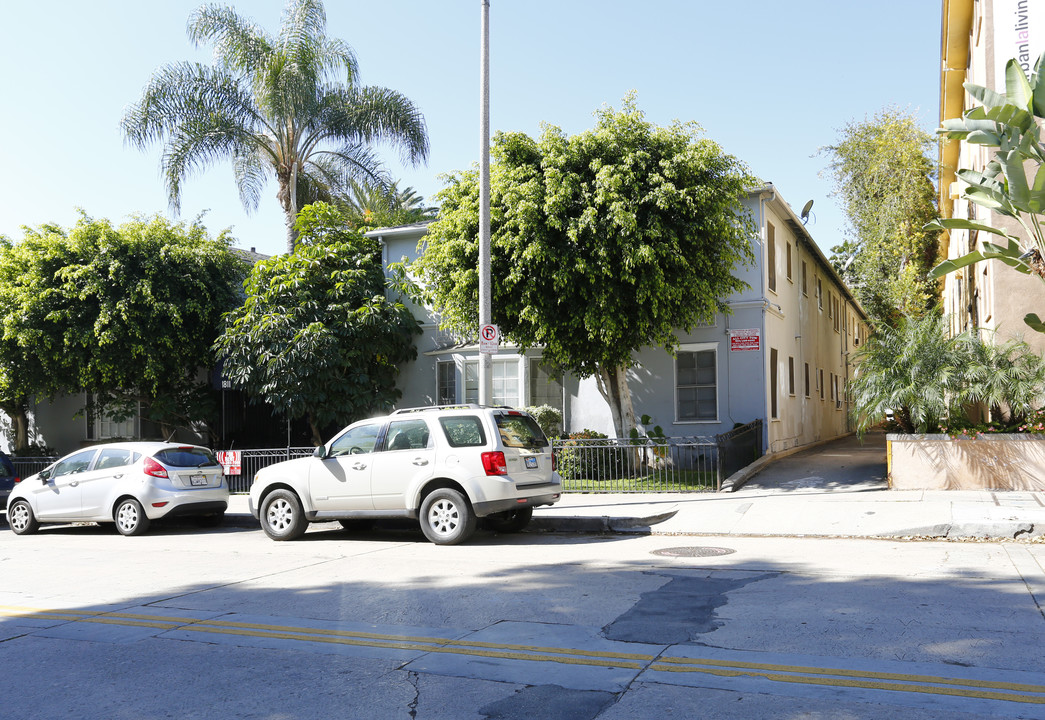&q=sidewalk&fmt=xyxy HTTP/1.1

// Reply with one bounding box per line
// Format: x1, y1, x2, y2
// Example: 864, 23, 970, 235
226, 432, 1045, 541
